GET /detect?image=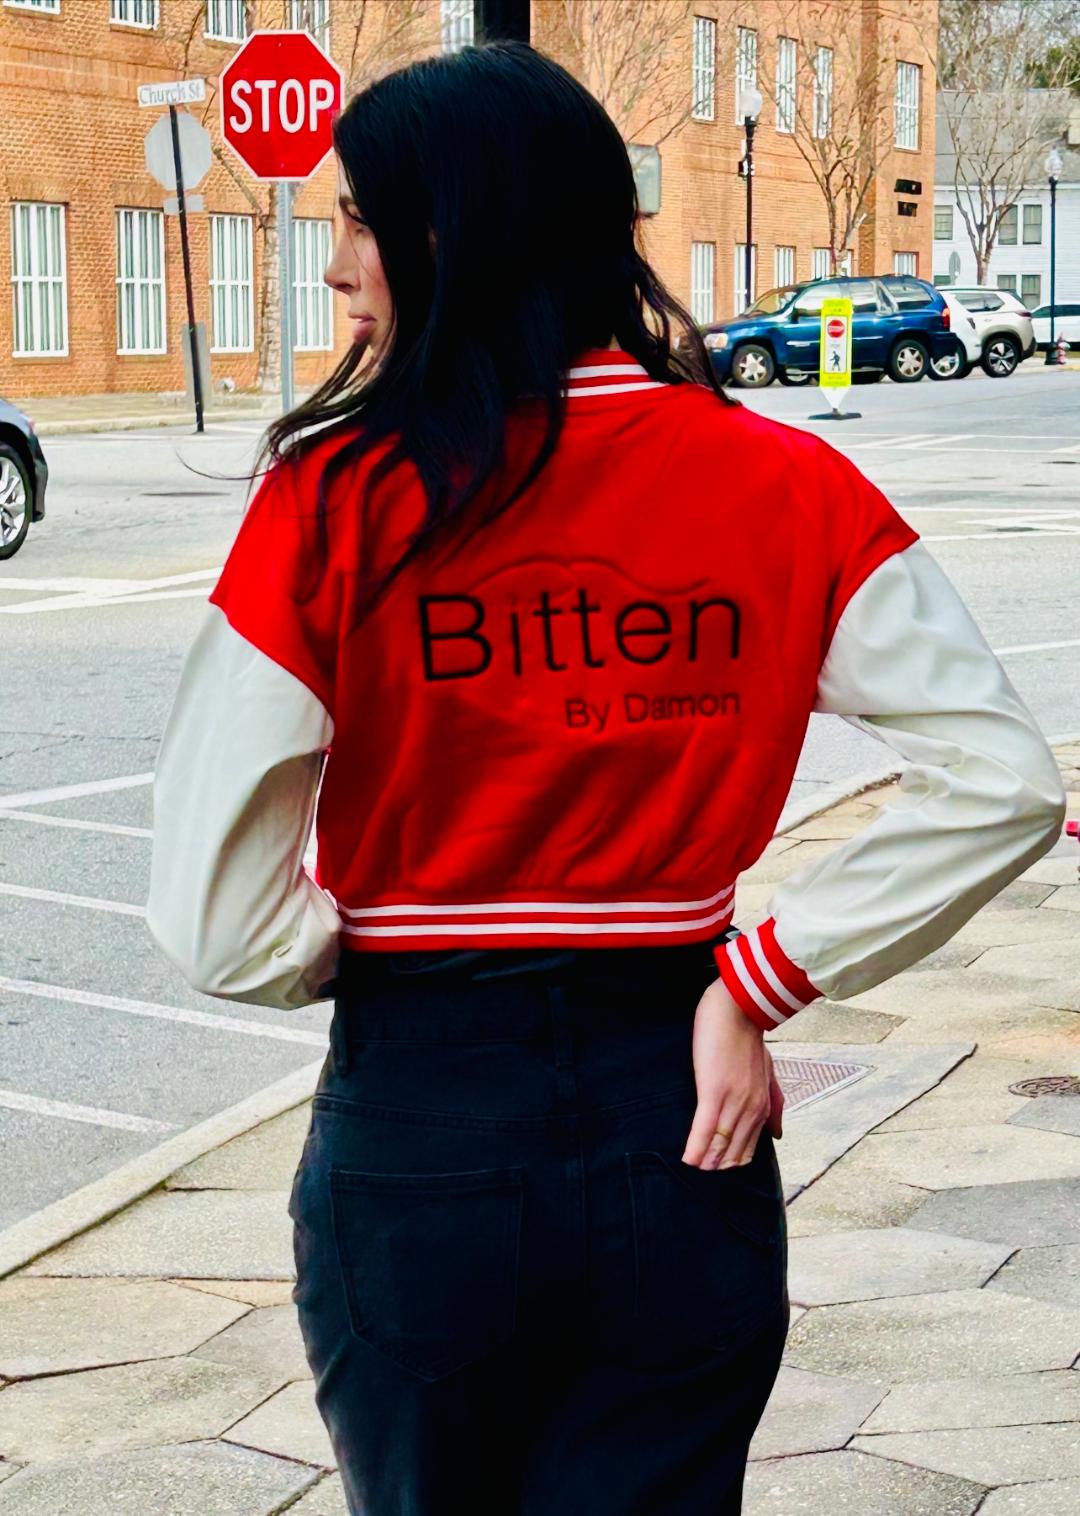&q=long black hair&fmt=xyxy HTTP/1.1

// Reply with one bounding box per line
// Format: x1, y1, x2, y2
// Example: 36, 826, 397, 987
261, 41, 731, 622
